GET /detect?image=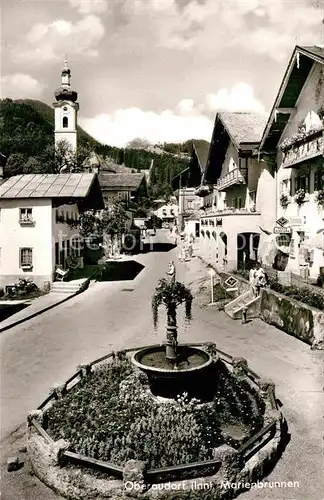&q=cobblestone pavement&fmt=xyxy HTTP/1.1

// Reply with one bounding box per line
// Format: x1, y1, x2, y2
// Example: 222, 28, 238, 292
1, 230, 323, 499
